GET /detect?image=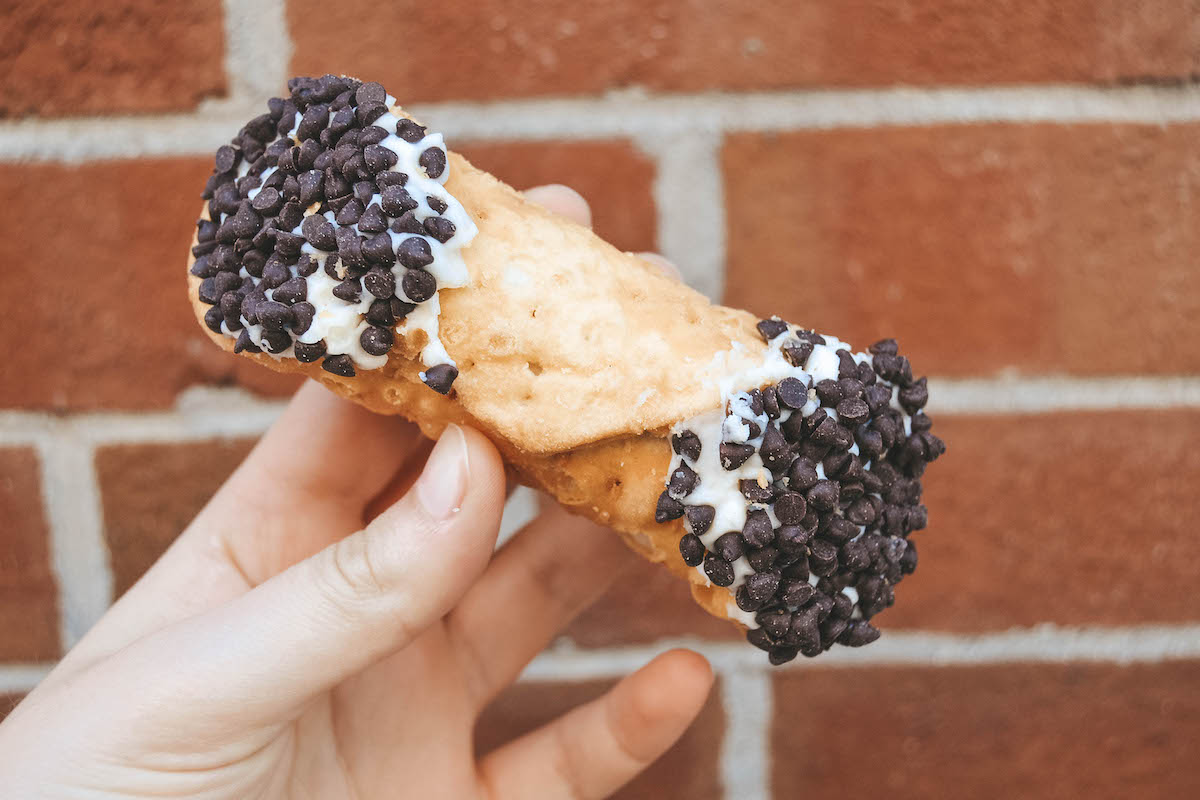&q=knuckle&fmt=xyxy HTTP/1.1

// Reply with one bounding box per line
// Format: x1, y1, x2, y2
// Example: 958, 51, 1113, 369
312, 533, 388, 613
